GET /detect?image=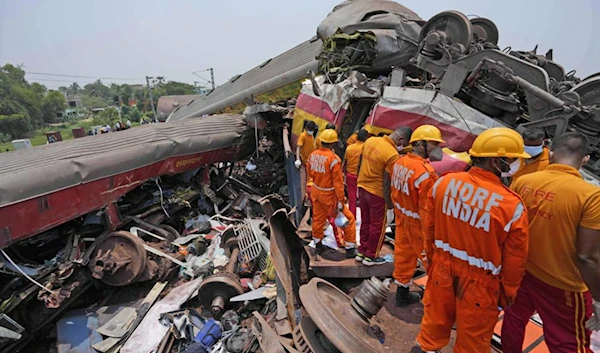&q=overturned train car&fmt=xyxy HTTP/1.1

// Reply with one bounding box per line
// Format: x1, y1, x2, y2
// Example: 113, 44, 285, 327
0, 115, 258, 351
